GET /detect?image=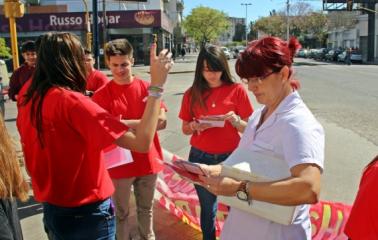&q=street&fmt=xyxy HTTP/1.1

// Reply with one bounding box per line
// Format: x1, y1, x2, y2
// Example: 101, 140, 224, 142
4, 54, 377, 239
